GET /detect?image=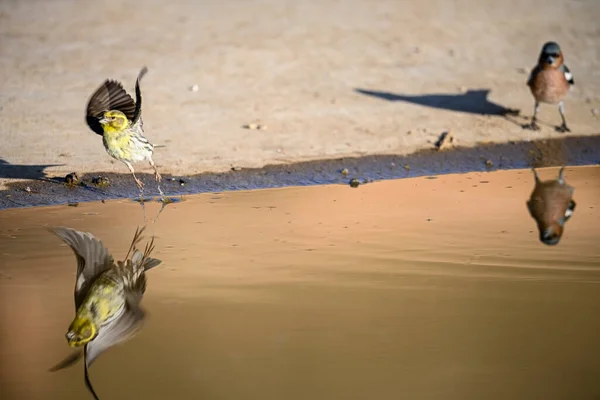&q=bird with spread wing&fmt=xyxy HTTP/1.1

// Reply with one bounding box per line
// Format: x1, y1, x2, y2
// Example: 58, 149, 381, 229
49, 226, 162, 399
